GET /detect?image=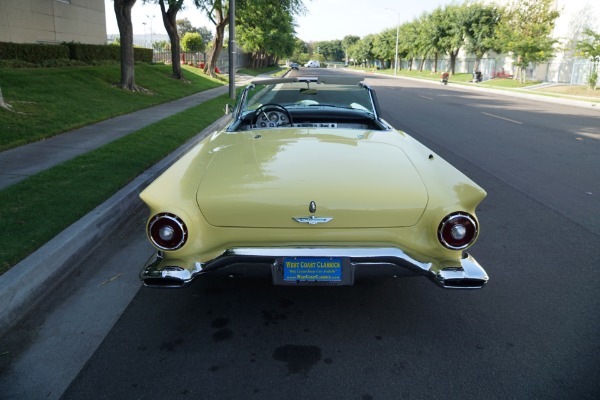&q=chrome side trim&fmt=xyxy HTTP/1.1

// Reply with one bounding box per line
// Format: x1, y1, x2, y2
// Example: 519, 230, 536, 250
140, 248, 488, 290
